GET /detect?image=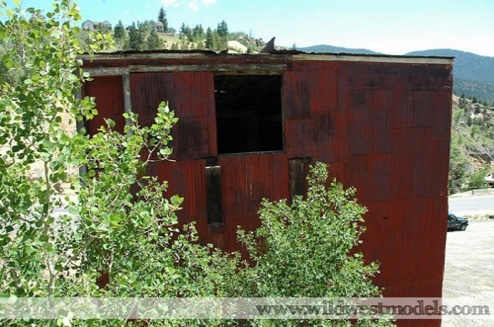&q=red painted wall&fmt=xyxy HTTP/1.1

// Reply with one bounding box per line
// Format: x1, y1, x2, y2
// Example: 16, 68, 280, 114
83, 53, 452, 327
